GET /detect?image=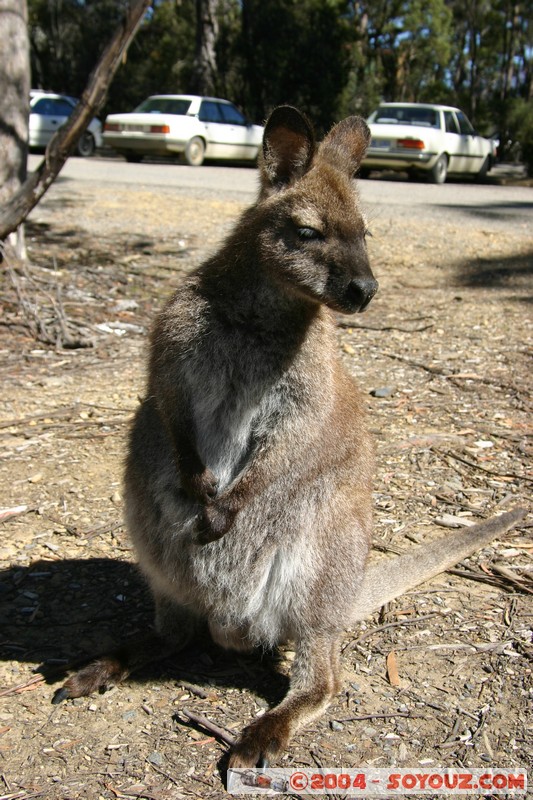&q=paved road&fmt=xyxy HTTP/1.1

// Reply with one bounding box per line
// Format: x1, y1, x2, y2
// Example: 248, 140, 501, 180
28, 154, 532, 235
